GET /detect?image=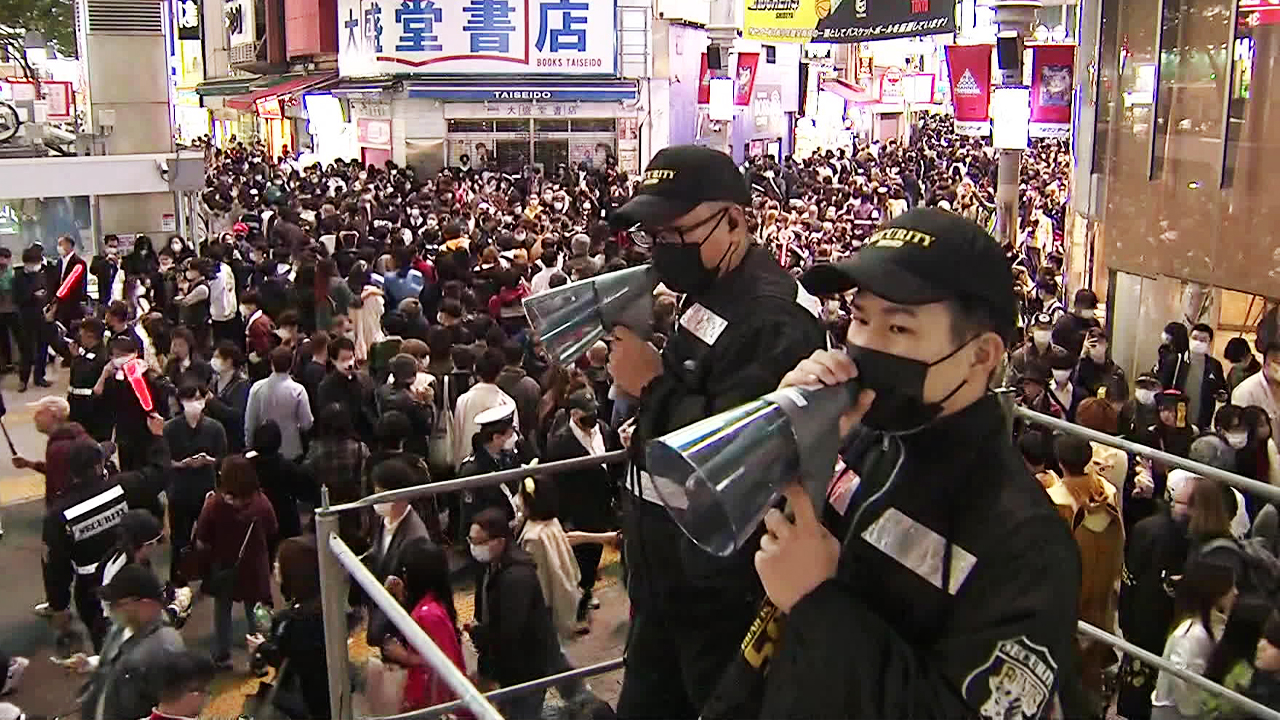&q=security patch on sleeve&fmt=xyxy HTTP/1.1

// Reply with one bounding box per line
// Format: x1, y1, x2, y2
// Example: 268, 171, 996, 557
963, 636, 1058, 719
679, 303, 729, 347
